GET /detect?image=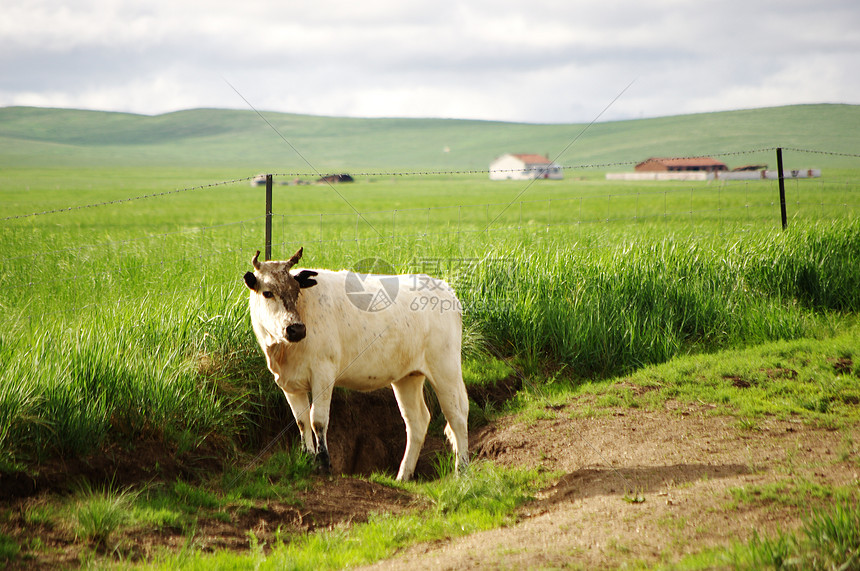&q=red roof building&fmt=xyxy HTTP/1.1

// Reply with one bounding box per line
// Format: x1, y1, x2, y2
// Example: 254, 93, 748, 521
635, 157, 728, 173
